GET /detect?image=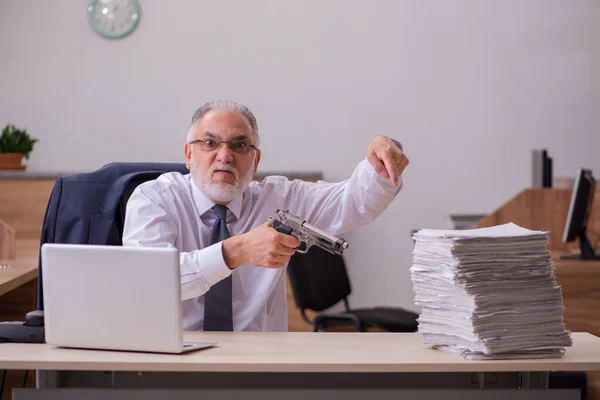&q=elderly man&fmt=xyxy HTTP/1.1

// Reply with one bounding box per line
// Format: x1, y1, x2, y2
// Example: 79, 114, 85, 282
123, 100, 409, 332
